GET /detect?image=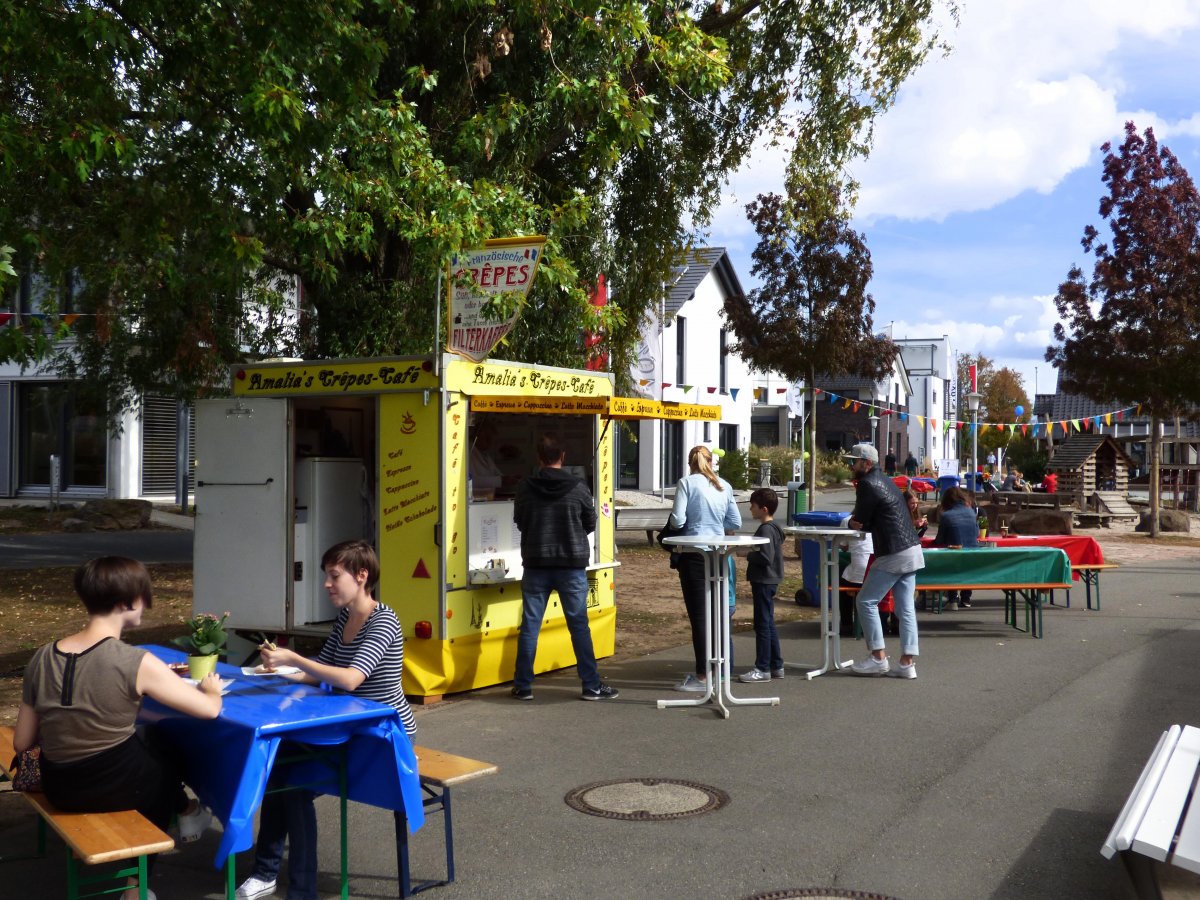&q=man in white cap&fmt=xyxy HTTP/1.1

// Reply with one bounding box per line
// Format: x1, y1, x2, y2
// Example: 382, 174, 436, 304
844, 442, 924, 679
